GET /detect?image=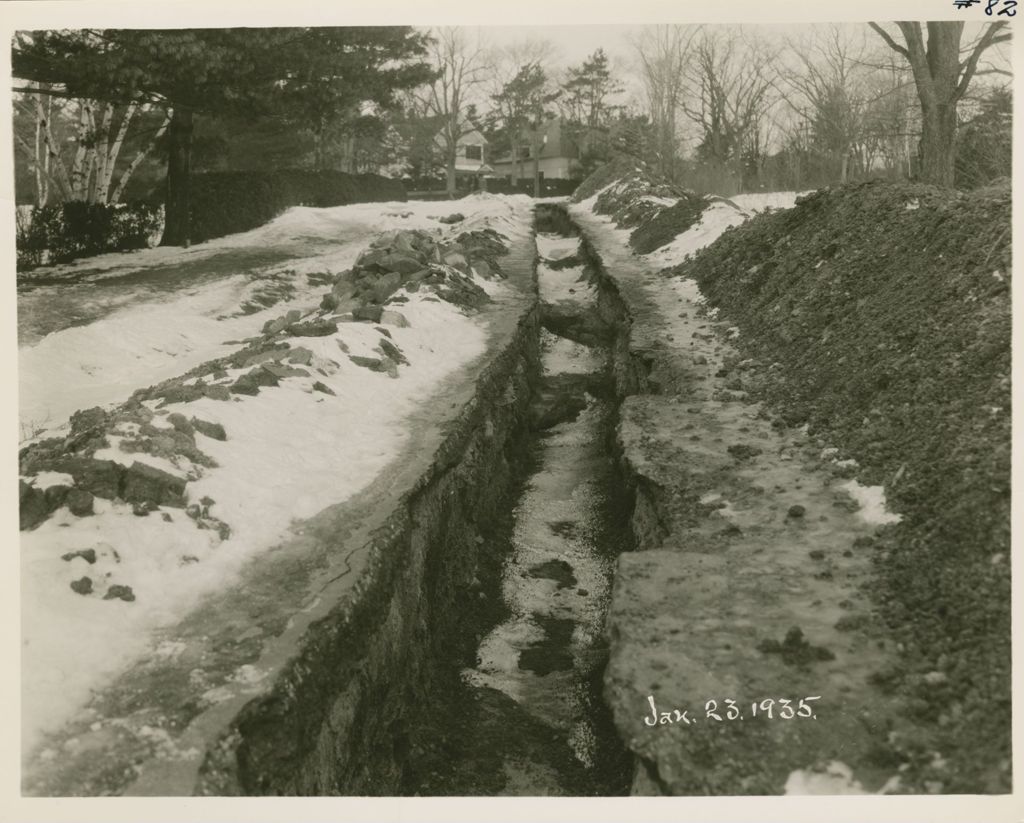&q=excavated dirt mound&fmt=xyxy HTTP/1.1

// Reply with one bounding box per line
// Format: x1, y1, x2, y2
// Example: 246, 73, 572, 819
574, 159, 710, 255
677, 180, 1011, 791
571, 156, 645, 204
628, 194, 711, 254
